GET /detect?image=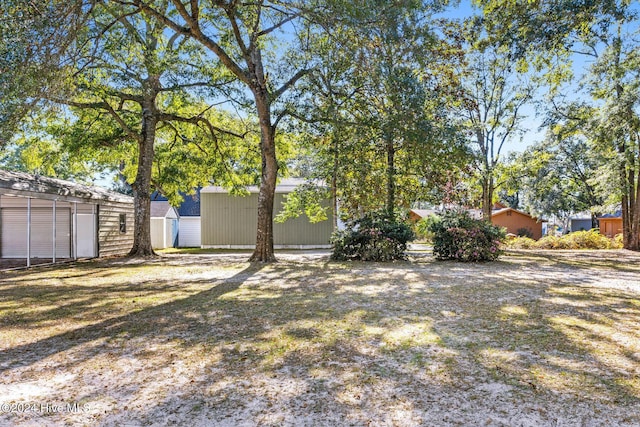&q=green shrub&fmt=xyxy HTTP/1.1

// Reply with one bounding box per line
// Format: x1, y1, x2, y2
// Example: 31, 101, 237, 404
414, 214, 440, 242
331, 211, 415, 261
516, 227, 534, 238
429, 210, 505, 262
